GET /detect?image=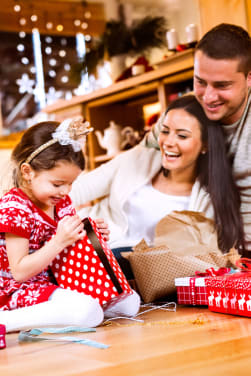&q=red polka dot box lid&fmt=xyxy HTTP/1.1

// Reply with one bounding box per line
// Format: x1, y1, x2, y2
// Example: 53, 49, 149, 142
50, 217, 132, 308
